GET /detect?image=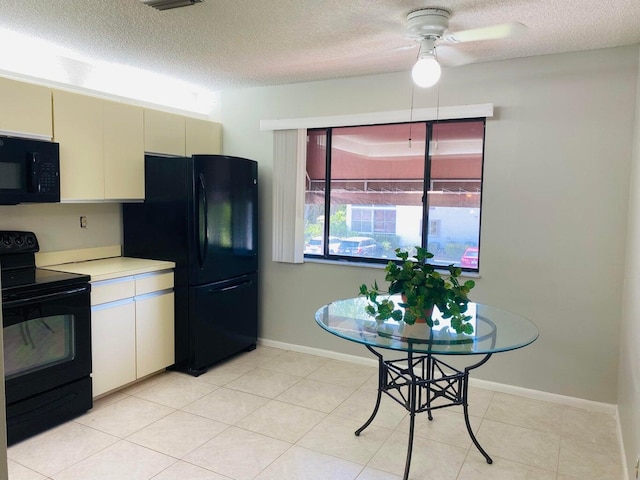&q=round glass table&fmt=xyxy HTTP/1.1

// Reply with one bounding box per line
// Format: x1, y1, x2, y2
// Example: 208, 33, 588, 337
315, 296, 539, 480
